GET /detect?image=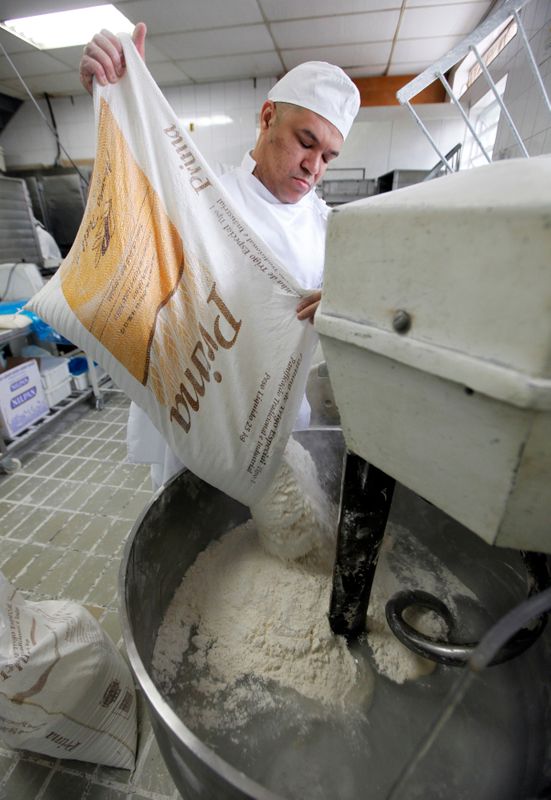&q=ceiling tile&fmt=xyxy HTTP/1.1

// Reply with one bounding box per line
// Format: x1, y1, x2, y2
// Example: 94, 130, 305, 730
177, 52, 282, 82
128, 37, 173, 64
387, 62, 436, 76
399, 3, 490, 39
259, 0, 401, 20
0, 27, 36, 54
0, 49, 71, 80
148, 61, 192, 85
282, 42, 392, 70
1, 71, 84, 94
48, 39, 168, 70
43, 45, 85, 70
155, 25, 274, 61
271, 11, 400, 49
406, 0, 490, 5
1, 0, 106, 19
0, 0, 498, 96
345, 64, 390, 77
391, 35, 465, 64
0, 81, 25, 98
114, 0, 263, 34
